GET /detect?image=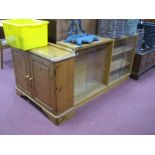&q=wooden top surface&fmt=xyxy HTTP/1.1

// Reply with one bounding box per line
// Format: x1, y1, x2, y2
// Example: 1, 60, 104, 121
30, 43, 75, 62
113, 34, 138, 41
57, 37, 113, 50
